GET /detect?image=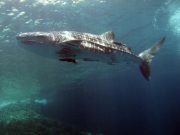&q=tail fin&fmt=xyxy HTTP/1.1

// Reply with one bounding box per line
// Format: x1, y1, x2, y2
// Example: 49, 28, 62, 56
138, 37, 166, 80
